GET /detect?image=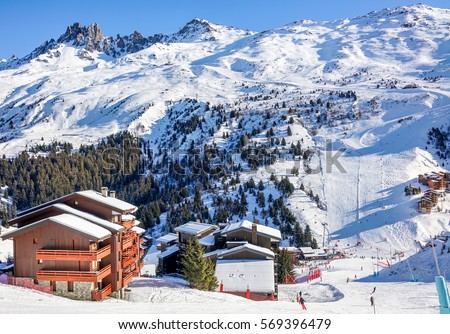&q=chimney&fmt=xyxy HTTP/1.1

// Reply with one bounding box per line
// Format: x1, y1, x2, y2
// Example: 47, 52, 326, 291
101, 187, 108, 197
109, 190, 116, 198
251, 223, 258, 245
